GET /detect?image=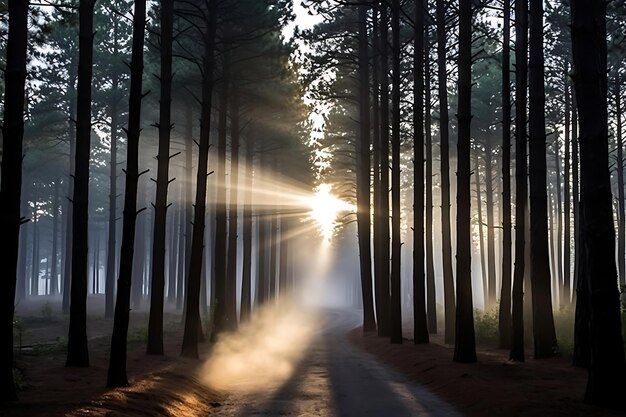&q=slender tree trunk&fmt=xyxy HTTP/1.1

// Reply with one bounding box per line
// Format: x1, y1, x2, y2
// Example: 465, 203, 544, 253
453, 0, 477, 364
475, 155, 488, 305
390, 0, 403, 344
572, 90, 579, 304
485, 139, 497, 308
225, 90, 240, 330
107, 0, 147, 387
212, 57, 230, 337
499, 0, 512, 347
66, 0, 96, 368
436, 0, 455, 344
131, 190, 145, 308
563, 72, 571, 305
240, 136, 254, 321
174, 205, 184, 305
555, 143, 563, 302
269, 210, 278, 300
357, 2, 376, 332
17, 194, 28, 302
424, 28, 437, 334
570, 0, 626, 405
528, 0, 558, 359
372, 1, 384, 336
377, 0, 391, 338
0, 0, 28, 400
31, 211, 39, 296
63, 62, 77, 315
180, 104, 194, 311
105, 70, 119, 319
413, 0, 429, 344
615, 77, 625, 287
181, 1, 217, 358
50, 181, 60, 295
147, 0, 174, 355
257, 212, 268, 306
167, 207, 178, 303
279, 216, 289, 299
